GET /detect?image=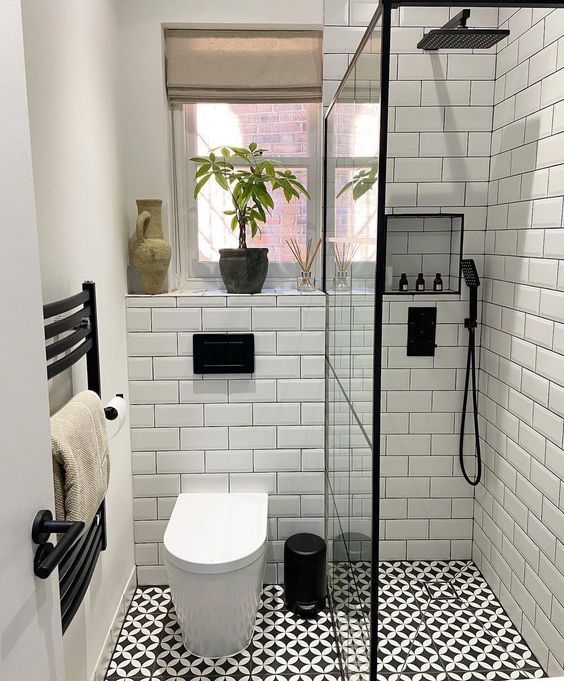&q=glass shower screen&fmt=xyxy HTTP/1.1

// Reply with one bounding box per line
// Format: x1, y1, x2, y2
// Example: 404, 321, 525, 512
324, 12, 382, 679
